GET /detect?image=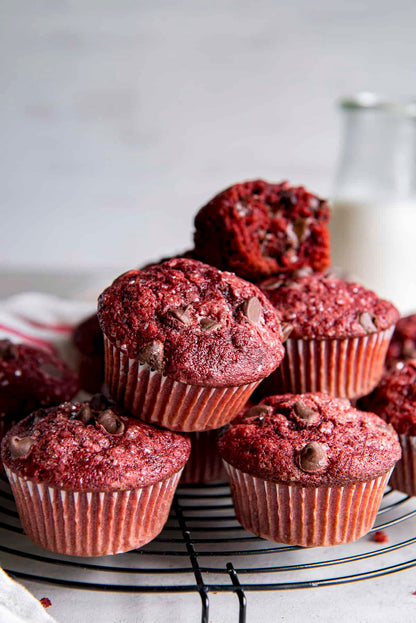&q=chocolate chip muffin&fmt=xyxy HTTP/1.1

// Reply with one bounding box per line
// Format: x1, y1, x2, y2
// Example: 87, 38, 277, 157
72, 314, 104, 393
259, 274, 399, 399
218, 393, 400, 546
98, 258, 285, 431
0, 339, 78, 439
193, 179, 331, 281
364, 360, 416, 496
2, 396, 190, 556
